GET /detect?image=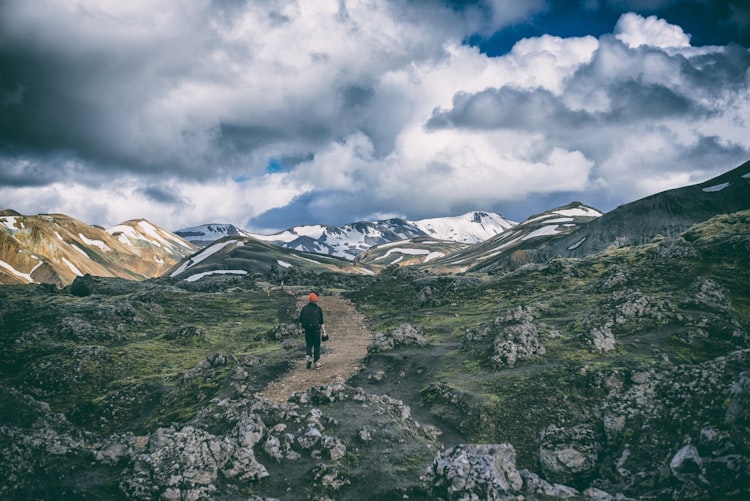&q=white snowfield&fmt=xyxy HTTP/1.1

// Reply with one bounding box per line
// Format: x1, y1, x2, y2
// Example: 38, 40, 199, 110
0, 216, 23, 231
185, 269, 248, 283
70, 244, 89, 259
176, 211, 520, 261
413, 212, 516, 243
254, 224, 327, 243
701, 182, 730, 193
0, 259, 42, 283
62, 257, 83, 277
78, 233, 112, 252
375, 247, 429, 261
442, 204, 602, 265
255, 211, 519, 259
